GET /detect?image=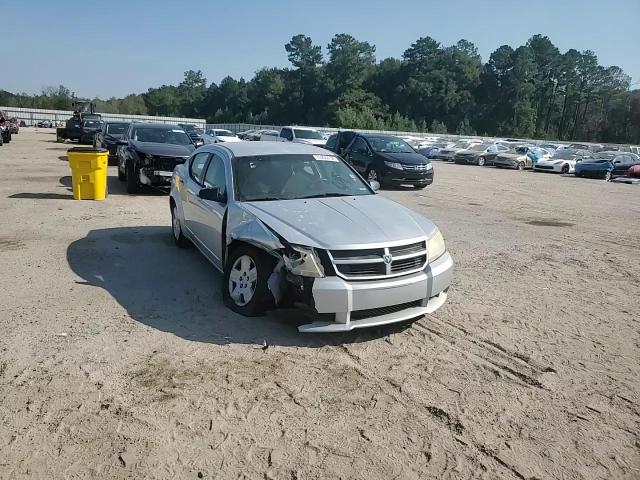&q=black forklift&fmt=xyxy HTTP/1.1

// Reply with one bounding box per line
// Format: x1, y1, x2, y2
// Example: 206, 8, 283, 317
56, 100, 103, 144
